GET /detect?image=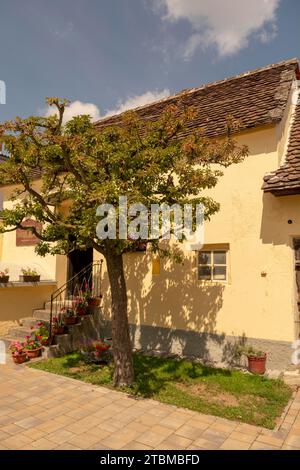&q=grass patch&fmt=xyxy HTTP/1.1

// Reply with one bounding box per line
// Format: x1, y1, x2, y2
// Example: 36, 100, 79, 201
28, 352, 292, 429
